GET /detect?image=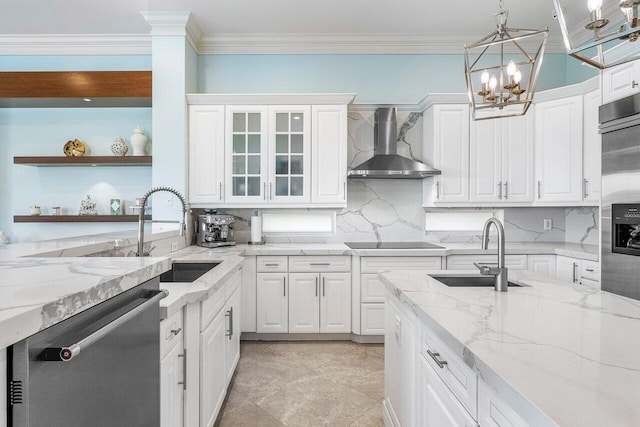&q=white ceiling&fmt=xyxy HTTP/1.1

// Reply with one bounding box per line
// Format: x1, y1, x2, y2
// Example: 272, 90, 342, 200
0, 0, 568, 54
